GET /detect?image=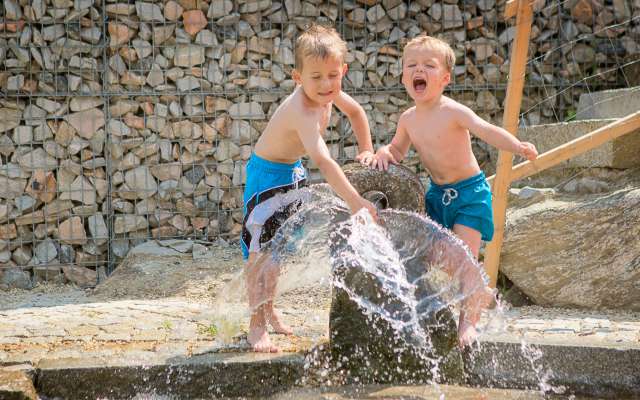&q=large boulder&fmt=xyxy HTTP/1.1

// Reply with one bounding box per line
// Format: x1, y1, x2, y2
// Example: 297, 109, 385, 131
501, 184, 640, 310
